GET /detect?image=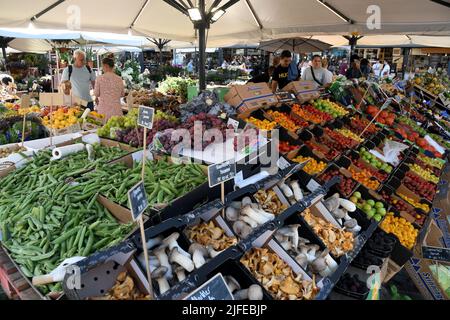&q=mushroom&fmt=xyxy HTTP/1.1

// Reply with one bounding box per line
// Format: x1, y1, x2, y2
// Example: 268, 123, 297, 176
310, 249, 333, 277
229, 202, 242, 210
290, 181, 304, 201
146, 236, 163, 250
240, 215, 259, 228
154, 246, 173, 279
226, 206, 240, 222
137, 253, 160, 271
332, 208, 347, 220
210, 227, 224, 240
162, 232, 191, 258
175, 266, 186, 282
241, 205, 273, 225
233, 221, 253, 239
344, 219, 358, 229
188, 244, 208, 269
306, 244, 320, 263
224, 276, 241, 293
324, 193, 340, 212
279, 240, 292, 251
295, 254, 309, 269
152, 266, 170, 295
206, 245, 223, 259
287, 224, 300, 249
278, 182, 293, 198
233, 285, 264, 300
241, 197, 253, 207
169, 247, 195, 272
